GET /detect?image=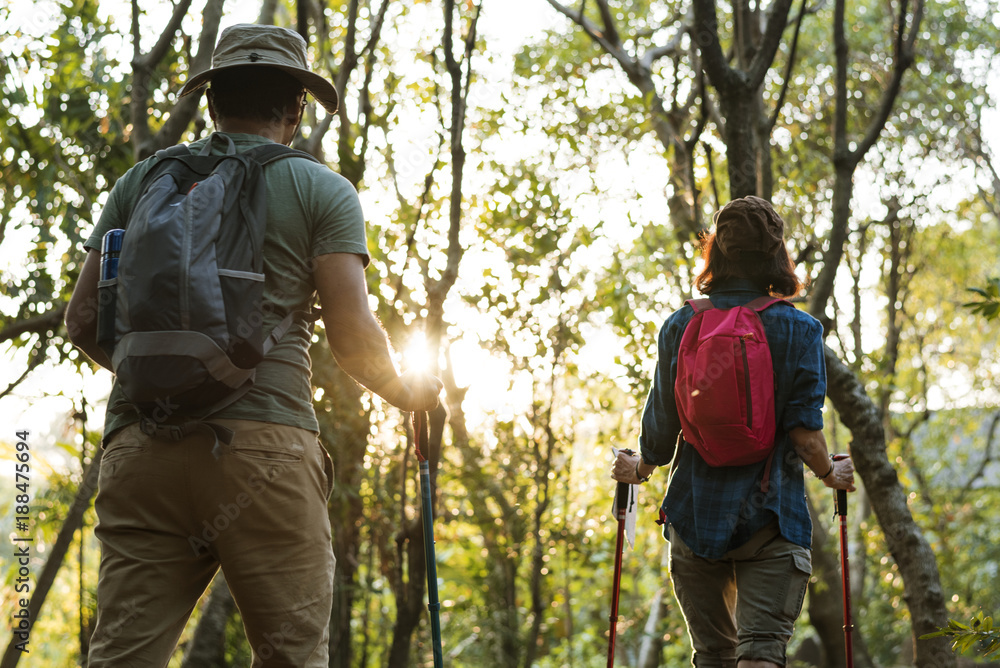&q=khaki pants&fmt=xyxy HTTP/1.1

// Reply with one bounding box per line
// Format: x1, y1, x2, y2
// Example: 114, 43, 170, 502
88, 419, 335, 667
669, 521, 812, 667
